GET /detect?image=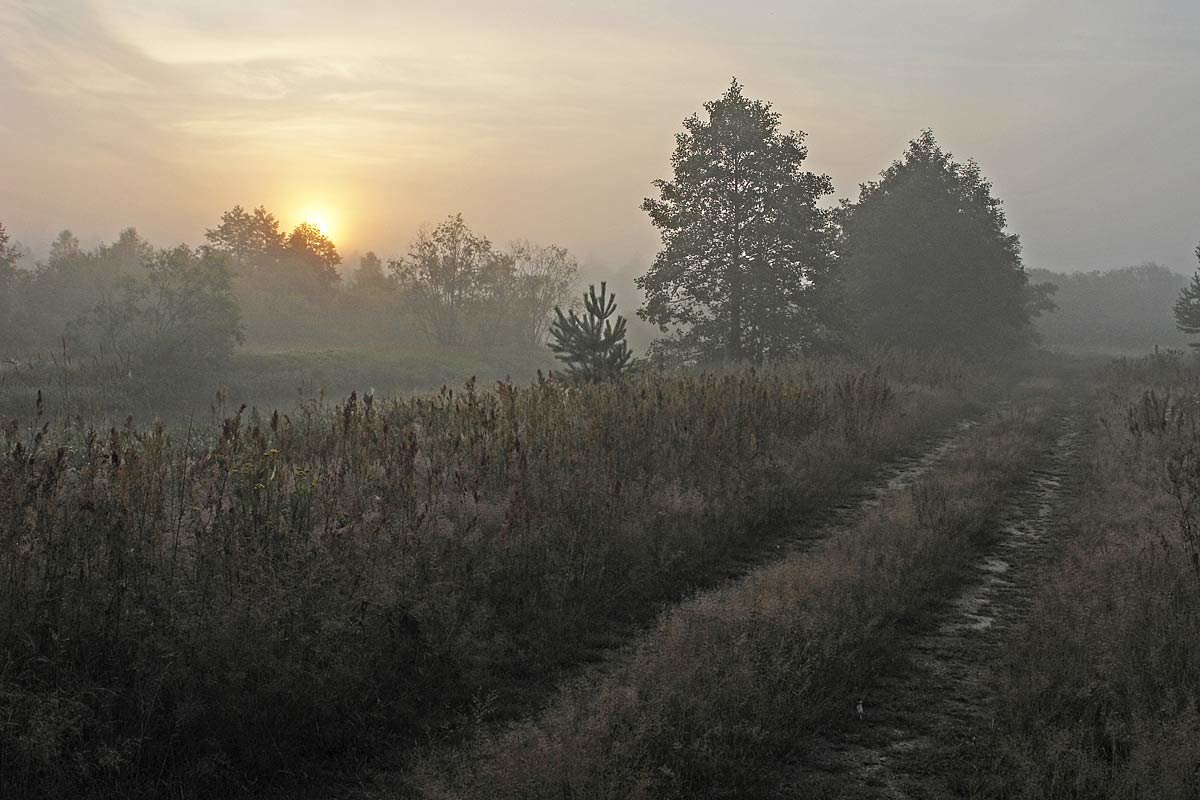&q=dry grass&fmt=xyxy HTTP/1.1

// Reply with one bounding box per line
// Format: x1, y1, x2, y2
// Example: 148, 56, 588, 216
987, 354, 1200, 799
0, 352, 987, 799
401, 385, 1057, 800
